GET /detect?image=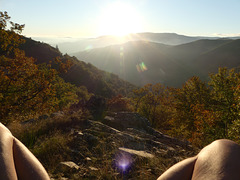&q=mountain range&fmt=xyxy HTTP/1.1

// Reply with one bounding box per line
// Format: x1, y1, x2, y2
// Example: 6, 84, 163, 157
56, 32, 240, 54
57, 33, 200, 54
72, 38, 240, 87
